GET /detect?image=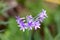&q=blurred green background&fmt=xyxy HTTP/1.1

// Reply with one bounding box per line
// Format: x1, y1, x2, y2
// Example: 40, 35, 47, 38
0, 0, 60, 40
